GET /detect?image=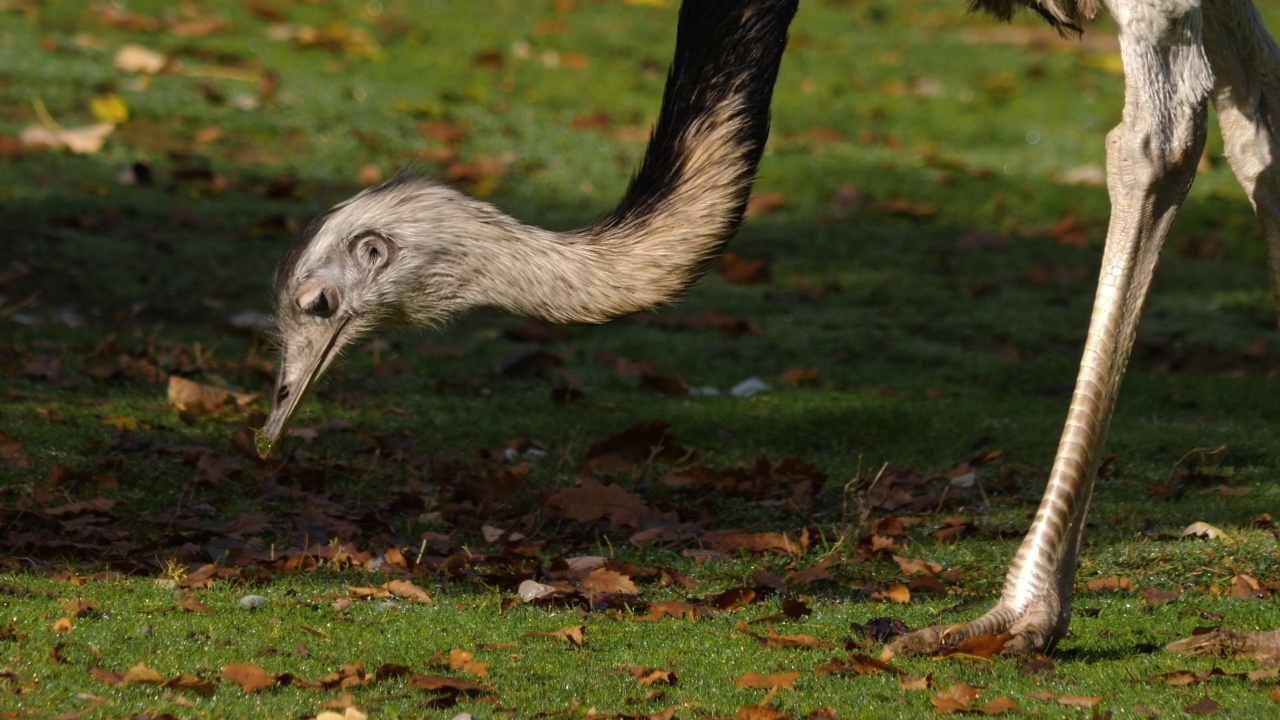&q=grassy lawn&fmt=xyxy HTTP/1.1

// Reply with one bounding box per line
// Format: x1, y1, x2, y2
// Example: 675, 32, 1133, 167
3, 0, 1280, 717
